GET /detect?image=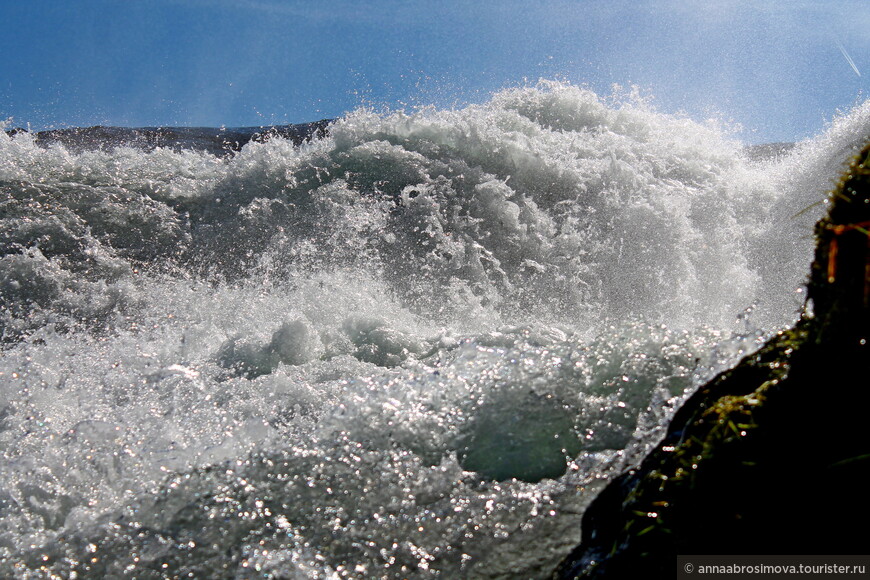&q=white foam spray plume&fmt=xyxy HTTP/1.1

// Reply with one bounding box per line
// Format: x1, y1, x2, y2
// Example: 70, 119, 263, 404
0, 82, 868, 578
